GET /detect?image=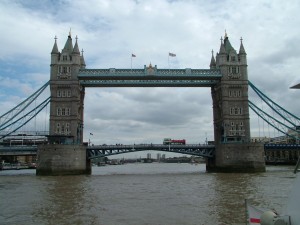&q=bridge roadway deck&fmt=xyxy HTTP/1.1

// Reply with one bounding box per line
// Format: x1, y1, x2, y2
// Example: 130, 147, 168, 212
0, 144, 215, 158
1, 144, 300, 158
87, 144, 215, 158
0, 146, 38, 156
